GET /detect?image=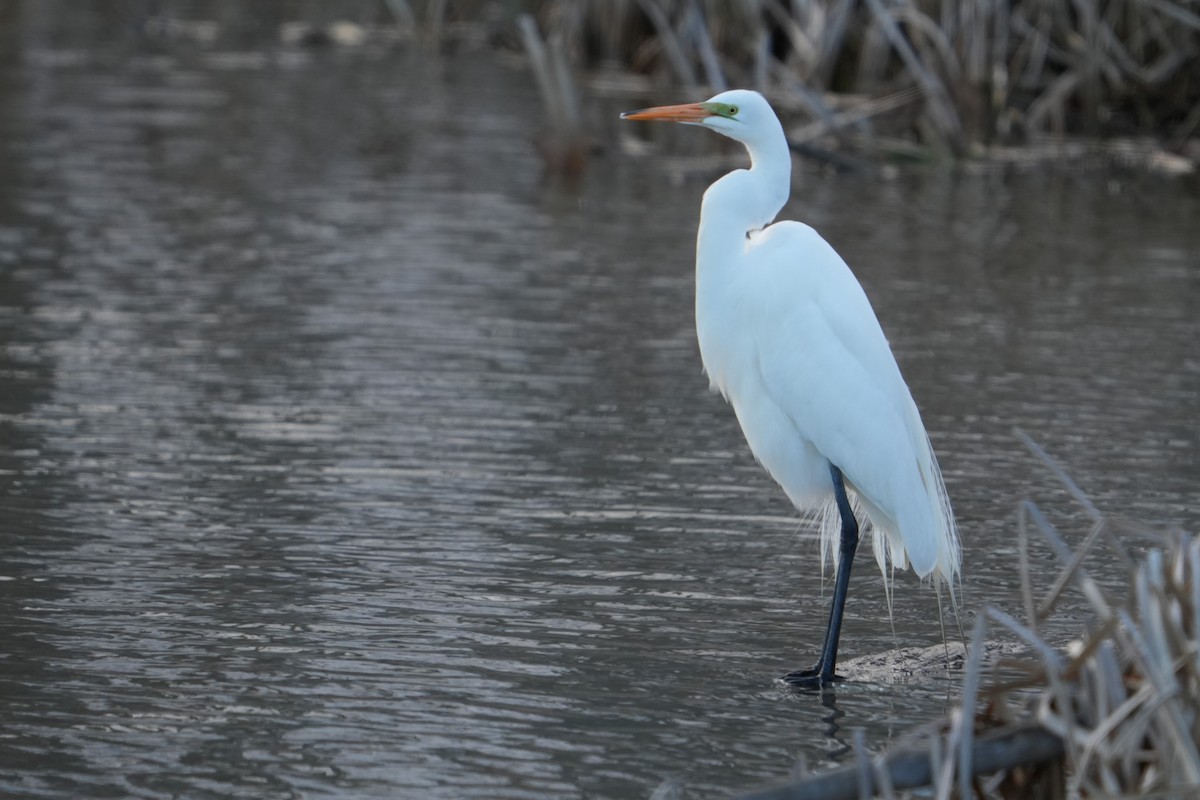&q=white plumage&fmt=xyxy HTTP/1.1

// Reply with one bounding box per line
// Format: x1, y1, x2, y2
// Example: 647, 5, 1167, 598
623, 89, 960, 684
